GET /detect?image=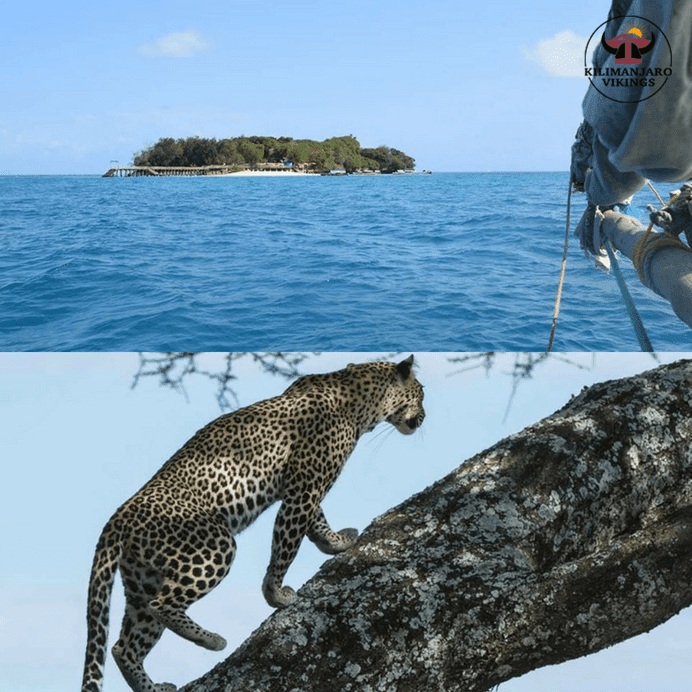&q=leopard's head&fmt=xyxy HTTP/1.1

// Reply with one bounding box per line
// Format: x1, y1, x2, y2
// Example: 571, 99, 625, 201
381, 355, 425, 435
